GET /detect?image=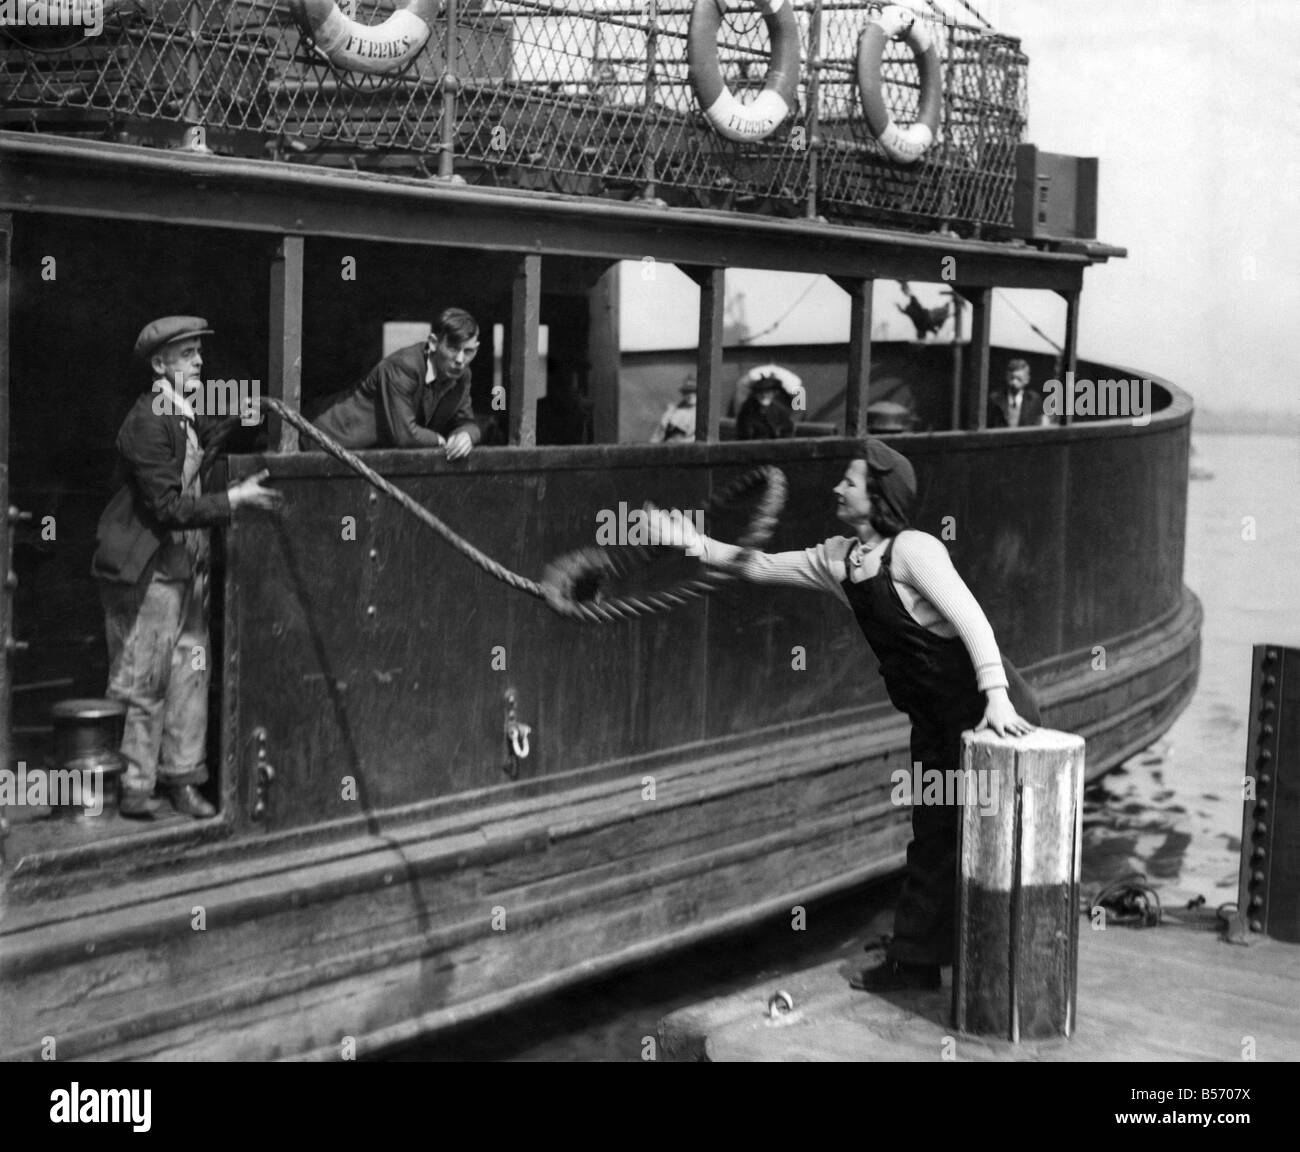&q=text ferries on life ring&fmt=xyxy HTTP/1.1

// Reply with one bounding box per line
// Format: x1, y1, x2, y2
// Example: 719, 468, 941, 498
293, 0, 440, 75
